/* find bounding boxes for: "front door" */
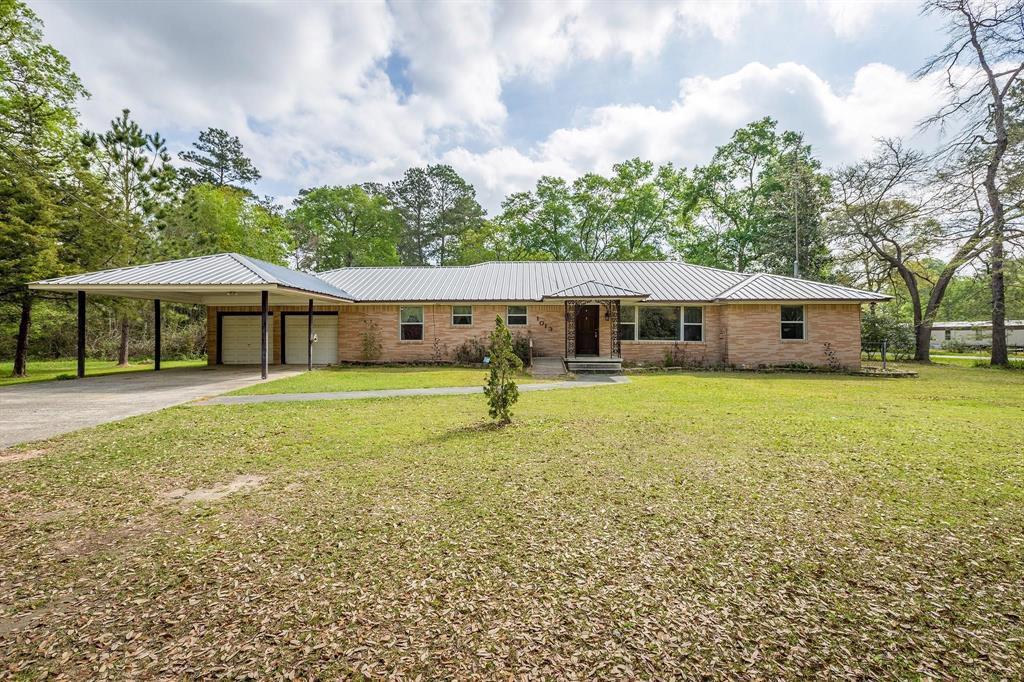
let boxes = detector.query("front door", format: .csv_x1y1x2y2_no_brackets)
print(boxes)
575,305,599,355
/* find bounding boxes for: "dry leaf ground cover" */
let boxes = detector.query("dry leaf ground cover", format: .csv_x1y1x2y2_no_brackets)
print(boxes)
1,365,1023,678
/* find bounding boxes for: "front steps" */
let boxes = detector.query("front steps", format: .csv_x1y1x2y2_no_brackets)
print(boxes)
564,357,623,375
530,356,567,378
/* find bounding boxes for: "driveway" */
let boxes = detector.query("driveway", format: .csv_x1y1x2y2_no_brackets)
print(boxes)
0,366,302,449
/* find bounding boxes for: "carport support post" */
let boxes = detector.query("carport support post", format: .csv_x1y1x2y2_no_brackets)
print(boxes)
307,298,313,371
260,290,269,380
77,290,86,378
153,299,161,371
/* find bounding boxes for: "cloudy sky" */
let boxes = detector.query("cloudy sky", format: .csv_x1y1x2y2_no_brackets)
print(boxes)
35,0,950,212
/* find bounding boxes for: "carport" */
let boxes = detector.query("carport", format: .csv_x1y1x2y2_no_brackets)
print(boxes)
29,253,353,379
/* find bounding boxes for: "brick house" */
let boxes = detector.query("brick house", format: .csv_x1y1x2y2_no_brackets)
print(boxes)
31,253,888,377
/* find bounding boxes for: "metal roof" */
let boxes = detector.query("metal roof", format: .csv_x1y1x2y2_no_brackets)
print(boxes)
32,254,888,304
931,320,1024,329
319,261,887,303
32,253,354,301
544,280,649,300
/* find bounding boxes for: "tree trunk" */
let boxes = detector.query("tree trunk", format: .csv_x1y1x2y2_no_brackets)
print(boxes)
990,236,1008,365
914,322,933,363
12,293,32,377
117,317,130,366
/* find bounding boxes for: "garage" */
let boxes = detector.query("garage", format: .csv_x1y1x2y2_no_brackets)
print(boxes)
282,313,338,365
219,314,274,365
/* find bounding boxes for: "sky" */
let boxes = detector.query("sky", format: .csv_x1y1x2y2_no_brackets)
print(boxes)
34,0,952,213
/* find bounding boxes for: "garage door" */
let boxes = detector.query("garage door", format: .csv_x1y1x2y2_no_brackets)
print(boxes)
220,315,273,364
283,314,338,365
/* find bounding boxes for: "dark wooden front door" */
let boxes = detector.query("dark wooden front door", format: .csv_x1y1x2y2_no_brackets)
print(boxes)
575,305,599,355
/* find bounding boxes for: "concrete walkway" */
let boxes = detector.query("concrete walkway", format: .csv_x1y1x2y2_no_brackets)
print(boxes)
200,375,630,405
0,366,302,449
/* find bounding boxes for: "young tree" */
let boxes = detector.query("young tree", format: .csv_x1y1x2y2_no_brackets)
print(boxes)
830,140,993,361
177,127,260,190
0,0,86,376
288,184,400,270
81,108,176,365
919,0,1024,365
483,315,523,425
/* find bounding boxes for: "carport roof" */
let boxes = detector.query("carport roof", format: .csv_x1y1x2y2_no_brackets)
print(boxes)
29,253,354,303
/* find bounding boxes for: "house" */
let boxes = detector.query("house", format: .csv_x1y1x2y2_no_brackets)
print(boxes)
30,253,889,376
929,320,1024,349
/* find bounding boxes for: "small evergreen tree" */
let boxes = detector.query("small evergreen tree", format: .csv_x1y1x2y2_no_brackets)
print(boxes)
484,315,523,425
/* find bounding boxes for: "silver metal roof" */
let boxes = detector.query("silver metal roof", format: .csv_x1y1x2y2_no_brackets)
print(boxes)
545,280,649,299
319,261,887,303
32,254,888,304
931,320,1024,329
32,253,354,301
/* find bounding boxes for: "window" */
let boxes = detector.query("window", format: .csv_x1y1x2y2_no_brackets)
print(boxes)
781,305,805,340
619,305,636,341
639,306,681,341
452,305,473,326
944,330,952,341
682,307,703,342
507,305,527,326
400,306,424,341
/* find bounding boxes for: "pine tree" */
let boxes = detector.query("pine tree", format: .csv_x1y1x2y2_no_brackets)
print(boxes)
178,127,260,190
483,315,523,425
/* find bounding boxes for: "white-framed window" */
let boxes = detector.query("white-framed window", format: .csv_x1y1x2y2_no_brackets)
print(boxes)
682,306,703,342
780,305,805,340
638,306,681,341
506,305,527,326
452,305,473,326
400,306,424,341
944,330,952,341
619,305,636,340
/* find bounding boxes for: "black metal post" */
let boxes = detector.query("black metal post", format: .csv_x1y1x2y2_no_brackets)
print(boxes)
77,290,86,378
307,298,314,371
154,299,161,371
261,290,269,380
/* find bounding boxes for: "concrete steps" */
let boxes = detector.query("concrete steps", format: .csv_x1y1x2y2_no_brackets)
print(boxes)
564,358,623,375
530,356,567,378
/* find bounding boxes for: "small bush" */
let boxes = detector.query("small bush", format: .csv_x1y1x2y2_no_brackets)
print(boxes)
454,331,531,366
941,338,971,353
861,307,914,360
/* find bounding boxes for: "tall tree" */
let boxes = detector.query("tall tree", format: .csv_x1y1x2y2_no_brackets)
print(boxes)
81,108,176,365
177,127,260,190
386,164,485,265
680,118,832,277
0,0,86,376
920,0,1024,365
830,140,994,361
606,158,694,260
288,184,400,270
161,184,292,264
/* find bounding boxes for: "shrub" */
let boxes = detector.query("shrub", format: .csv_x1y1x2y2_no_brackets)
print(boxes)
941,338,970,353
360,320,382,362
861,307,914,360
453,335,489,364
484,316,523,425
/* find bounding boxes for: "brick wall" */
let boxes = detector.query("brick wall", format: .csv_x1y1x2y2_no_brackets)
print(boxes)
721,303,861,369
207,301,862,369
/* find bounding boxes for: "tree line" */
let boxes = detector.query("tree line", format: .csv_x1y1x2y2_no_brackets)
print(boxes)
1,0,1022,374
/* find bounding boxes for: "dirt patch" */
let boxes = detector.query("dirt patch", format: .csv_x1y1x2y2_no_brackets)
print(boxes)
0,596,72,637
0,448,47,464
161,474,266,504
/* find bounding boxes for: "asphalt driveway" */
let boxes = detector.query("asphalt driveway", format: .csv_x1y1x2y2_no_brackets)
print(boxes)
0,366,302,449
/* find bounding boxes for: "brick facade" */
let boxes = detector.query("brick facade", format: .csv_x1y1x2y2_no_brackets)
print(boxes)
207,301,862,369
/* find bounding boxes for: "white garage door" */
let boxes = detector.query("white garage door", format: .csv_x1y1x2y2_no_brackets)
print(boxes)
220,315,273,364
284,314,338,365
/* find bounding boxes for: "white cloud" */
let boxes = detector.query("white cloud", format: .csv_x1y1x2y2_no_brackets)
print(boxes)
805,0,902,40
446,62,946,210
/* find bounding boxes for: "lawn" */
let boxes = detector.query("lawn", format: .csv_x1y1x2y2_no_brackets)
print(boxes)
229,364,548,395
0,358,206,387
2,365,1023,678
930,356,1024,368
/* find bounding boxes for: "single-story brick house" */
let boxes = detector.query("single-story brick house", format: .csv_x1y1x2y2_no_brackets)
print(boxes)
30,252,888,377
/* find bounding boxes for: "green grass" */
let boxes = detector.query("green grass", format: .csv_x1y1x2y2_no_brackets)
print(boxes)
0,358,207,387
2,365,1023,677
930,356,1024,368
229,364,548,395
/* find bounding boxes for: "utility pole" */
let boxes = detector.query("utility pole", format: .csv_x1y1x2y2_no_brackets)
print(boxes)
791,143,800,278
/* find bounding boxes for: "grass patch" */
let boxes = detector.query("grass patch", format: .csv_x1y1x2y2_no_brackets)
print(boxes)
930,356,1024,369
0,358,206,387
229,364,548,395
1,365,1022,677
